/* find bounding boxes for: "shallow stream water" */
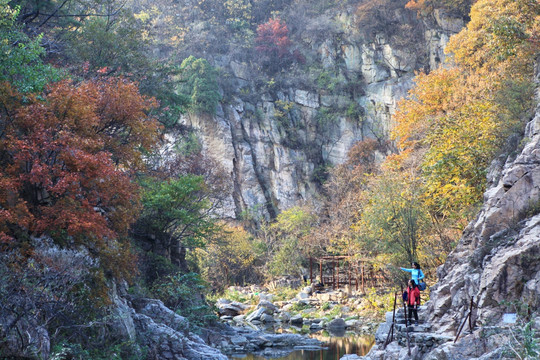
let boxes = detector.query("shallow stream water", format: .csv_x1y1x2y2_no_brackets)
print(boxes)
230,332,375,360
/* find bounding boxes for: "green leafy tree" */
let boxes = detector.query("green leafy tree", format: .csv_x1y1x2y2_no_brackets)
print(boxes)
356,170,430,265
178,56,221,115
66,12,148,73
136,175,220,271
261,206,316,278
0,0,61,93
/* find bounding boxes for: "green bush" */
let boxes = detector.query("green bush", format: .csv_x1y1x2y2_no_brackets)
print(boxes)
316,71,340,92
290,301,311,313
271,286,299,302
0,1,62,93
316,107,339,128
178,56,221,115
151,272,217,327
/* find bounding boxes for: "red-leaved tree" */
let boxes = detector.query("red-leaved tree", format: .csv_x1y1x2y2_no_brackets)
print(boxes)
0,78,160,279
255,18,294,71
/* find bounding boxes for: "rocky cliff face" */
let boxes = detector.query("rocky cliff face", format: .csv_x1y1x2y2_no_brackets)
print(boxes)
182,5,465,220
426,64,540,336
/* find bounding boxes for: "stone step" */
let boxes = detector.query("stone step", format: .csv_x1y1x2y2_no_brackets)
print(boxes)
397,331,454,346
395,323,431,333
395,305,428,314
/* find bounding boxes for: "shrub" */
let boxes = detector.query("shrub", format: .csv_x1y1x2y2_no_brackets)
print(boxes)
178,56,221,115
151,272,217,327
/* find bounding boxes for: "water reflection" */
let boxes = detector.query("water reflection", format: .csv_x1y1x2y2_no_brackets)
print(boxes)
230,332,374,360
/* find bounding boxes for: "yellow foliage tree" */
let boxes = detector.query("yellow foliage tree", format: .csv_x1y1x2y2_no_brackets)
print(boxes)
392,0,539,223
197,224,262,290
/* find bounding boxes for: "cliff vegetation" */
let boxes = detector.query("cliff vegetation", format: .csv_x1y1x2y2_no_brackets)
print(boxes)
0,0,539,358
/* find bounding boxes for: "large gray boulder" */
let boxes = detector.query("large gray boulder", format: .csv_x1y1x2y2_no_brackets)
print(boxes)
132,299,227,360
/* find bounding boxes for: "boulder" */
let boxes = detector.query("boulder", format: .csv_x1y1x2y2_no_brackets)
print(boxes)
131,299,228,360
246,307,267,323
290,315,304,325
260,313,276,323
327,318,346,330
258,300,278,314
217,301,250,316
278,311,291,322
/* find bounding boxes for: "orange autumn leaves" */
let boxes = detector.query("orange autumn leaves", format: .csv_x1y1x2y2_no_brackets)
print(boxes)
0,77,160,278
391,0,539,221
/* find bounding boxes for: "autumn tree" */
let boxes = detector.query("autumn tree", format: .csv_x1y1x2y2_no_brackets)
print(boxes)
0,77,159,279
197,224,263,290
392,0,538,226
405,0,473,17
312,139,384,259
354,168,430,266
256,206,316,279
255,18,294,72
224,0,253,30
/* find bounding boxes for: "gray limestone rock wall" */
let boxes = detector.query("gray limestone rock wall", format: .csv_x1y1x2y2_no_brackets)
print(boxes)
182,6,464,220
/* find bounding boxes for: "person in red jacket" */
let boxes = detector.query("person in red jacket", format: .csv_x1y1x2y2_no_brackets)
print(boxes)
406,279,421,325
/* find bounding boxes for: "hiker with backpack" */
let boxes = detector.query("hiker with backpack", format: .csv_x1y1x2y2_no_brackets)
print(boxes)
405,279,421,325
400,262,426,290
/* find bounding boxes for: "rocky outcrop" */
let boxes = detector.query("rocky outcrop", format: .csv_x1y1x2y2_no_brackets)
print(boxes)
108,297,227,360
182,4,465,220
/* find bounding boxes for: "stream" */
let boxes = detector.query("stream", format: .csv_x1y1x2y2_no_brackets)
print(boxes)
230,332,375,360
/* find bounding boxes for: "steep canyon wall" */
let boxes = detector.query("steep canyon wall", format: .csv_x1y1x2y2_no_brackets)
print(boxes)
180,4,465,220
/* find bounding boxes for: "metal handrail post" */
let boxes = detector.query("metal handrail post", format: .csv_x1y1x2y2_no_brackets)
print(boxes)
384,290,398,348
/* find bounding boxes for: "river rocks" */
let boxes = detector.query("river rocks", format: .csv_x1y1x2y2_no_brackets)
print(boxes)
327,318,347,329
230,335,248,346
290,314,304,325
220,328,324,357
278,311,291,322
246,308,268,323
216,300,250,317
258,300,278,313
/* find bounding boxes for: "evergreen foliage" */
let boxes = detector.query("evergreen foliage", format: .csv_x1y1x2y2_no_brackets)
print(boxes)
178,56,221,115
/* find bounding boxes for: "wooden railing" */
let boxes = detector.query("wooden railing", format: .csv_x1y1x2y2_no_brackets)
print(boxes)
454,297,476,343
